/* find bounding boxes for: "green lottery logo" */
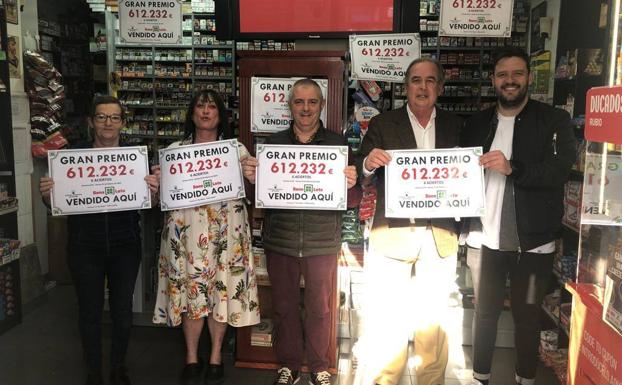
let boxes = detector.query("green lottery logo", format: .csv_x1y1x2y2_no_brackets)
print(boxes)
304,184,313,193
203,180,213,188
105,187,115,195
437,190,446,199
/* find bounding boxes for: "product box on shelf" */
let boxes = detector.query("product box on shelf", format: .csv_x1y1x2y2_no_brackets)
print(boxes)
250,318,273,347
562,181,583,231
0,239,20,266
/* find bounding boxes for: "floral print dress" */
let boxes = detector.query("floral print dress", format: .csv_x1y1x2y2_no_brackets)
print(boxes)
153,140,260,327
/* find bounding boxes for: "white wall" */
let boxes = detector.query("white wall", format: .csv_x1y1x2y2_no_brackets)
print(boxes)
529,0,561,104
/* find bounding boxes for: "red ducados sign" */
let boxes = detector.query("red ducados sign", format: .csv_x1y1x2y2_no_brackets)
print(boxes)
585,86,622,144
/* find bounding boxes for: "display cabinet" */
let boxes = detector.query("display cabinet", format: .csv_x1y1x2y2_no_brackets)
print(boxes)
111,11,235,162
234,50,347,372
564,4,622,381
0,7,22,335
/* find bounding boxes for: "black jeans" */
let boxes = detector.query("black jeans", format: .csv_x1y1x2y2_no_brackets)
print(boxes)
467,246,554,381
68,242,141,374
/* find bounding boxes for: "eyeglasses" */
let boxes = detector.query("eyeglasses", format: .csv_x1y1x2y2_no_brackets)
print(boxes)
93,114,123,123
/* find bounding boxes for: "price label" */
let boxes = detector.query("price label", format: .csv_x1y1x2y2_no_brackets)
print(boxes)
159,139,245,211
385,147,485,218
349,33,421,83
48,146,151,216
399,166,470,181
126,8,172,18
439,0,513,37
250,77,328,133
451,0,502,9
255,144,348,210
119,0,182,44
360,47,410,58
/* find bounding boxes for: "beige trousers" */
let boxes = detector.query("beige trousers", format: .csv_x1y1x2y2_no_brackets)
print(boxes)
358,227,457,385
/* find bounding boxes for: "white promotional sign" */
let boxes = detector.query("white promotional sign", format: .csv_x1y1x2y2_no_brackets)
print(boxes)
349,33,420,83
48,147,151,216
255,144,348,210
250,77,328,133
385,147,485,218
159,139,245,211
581,154,622,226
119,0,182,44
439,0,514,37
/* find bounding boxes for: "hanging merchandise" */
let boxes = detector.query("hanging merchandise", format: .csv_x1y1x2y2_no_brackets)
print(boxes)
359,184,377,222
23,50,68,158
354,105,380,138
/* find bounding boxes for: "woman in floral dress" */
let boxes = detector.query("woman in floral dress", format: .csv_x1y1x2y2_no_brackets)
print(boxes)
153,89,259,385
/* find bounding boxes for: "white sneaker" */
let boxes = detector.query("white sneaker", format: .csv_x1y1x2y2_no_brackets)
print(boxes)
310,371,332,385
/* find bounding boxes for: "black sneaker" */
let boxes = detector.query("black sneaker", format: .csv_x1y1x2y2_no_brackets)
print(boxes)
181,360,204,385
85,372,103,385
310,371,332,385
273,367,300,385
110,365,131,385
204,363,224,384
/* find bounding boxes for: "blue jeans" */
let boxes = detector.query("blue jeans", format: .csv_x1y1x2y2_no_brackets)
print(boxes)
467,246,554,382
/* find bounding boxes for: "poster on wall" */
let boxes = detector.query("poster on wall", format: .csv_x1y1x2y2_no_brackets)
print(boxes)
4,0,18,24
8,35,20,79
585,86,622,144
250,77,328,133
118,0,182,44
349,33,421,83
439,0,515,37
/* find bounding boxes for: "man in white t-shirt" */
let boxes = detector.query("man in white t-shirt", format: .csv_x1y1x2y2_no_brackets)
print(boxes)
462,47,576,385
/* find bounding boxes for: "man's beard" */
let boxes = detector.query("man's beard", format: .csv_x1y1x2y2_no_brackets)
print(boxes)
497,84,529,108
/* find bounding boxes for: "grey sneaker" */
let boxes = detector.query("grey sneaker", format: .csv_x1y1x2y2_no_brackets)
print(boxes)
273,367,300,385
310,371,332,385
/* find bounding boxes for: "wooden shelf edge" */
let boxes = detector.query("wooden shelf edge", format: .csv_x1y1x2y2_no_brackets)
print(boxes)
0,206,18,216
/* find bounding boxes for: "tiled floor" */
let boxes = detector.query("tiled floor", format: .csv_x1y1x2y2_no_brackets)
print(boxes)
0,286,559,385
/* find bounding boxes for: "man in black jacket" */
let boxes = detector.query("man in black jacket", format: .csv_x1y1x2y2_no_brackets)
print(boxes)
242,79,358,385
462,47,576,385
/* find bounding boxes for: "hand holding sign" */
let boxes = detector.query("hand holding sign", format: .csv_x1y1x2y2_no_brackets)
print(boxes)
345,165,357,189
479,150,511,176
364,148,392,172
241,156,258,184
